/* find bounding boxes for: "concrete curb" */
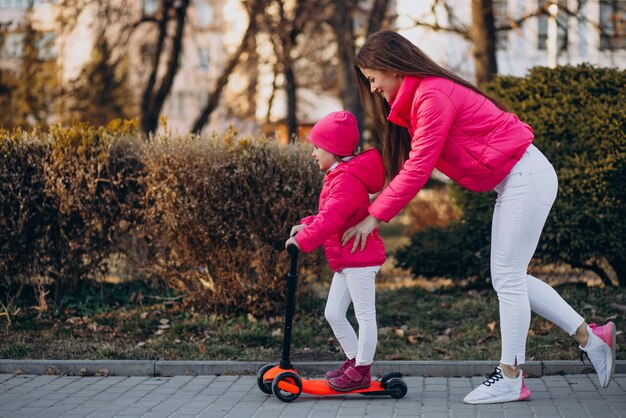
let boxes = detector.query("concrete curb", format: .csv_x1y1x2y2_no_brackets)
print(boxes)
1,359,624,377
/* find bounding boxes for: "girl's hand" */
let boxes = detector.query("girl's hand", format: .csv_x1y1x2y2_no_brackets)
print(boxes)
285,236,301,249
341,215,380,253
290,224,306,237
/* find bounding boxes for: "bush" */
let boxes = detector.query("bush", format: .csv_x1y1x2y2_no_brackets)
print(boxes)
140,129,324,316
42,122,146,296
0,129,50,287
0,121,145,303
395,64,626,286
0,123,325,317
402,183,461,235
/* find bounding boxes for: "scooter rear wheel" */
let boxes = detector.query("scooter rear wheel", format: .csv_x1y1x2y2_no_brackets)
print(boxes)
271,371,302,402
386,377,408,399
256,364,275,394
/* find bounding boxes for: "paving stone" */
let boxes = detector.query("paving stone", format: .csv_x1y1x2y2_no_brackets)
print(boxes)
0,372,623,417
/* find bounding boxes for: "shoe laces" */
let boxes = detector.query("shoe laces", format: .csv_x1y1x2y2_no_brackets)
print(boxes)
482,368,504,387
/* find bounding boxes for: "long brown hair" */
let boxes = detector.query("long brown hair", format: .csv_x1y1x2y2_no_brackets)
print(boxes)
354,30,510,178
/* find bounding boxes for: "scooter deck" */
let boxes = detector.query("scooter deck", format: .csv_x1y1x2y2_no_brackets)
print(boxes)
264,367,389,396
297,379,386,396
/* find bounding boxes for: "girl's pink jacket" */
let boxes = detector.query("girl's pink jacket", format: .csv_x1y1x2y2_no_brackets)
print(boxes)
369,76,534,223
295,149,387,272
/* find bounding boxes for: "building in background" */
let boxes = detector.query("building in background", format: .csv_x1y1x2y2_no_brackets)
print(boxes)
396,0,625,81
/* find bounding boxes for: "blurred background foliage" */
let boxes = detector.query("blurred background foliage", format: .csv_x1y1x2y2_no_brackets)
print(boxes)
395,65,626,288
0,64,624,324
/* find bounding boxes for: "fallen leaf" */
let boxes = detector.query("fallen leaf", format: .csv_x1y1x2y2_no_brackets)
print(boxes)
487,321,497,333
79,368,93,376
46,365,60,375
96,368,110,377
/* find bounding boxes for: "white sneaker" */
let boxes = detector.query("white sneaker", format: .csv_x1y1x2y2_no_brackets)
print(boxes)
463,367,531,404
580,322,616,388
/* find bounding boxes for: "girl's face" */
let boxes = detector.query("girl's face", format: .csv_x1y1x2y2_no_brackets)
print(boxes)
359,67,404,103
312,145,336,171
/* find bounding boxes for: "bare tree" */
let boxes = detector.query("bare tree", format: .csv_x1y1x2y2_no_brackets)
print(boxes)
191,0,268,134
260,0,317,142
330,0,392,147
138,0,191,134
470,0,497,84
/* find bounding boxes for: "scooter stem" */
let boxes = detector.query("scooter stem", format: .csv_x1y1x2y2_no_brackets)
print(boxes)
280,244,299,369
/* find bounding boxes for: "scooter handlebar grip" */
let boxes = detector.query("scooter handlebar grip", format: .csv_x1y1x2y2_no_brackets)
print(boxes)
287,243,299,256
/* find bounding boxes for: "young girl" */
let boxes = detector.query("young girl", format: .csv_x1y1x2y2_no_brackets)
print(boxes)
342,30,616,404
285,110,386,392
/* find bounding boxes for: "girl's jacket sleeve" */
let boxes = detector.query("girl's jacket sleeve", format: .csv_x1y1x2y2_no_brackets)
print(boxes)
295,174,364,253
369,89,456,223
299,215,315,225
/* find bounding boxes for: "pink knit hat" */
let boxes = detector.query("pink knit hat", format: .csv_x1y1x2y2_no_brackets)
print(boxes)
309,111,359,156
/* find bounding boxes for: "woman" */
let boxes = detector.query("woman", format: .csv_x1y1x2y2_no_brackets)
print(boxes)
343,29,616,404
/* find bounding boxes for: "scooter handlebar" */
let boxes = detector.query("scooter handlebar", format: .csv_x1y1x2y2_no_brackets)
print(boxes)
287,243,299,256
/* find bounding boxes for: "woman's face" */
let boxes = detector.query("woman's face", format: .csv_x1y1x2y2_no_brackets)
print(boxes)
312,145,336,171
359,67,404,103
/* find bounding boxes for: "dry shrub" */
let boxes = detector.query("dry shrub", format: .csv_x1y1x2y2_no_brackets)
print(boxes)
403,185,461,235
141,129,323,317
40,122,145,297
0,129,50,287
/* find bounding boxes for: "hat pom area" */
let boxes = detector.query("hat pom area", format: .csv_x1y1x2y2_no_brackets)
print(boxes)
309,111,359,156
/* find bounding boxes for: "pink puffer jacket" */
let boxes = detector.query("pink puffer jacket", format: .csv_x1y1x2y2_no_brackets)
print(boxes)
369,76,534,223
295,149,386,272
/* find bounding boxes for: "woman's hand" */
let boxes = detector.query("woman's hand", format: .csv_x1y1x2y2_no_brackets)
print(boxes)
285,236,301,250
290,224,306,237
341,215,380,253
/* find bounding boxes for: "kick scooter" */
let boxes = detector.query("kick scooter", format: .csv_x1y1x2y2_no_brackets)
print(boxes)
256,244,408,402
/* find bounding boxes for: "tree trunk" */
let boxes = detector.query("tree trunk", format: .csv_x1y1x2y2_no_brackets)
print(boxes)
332,0,390,150
470,0,498,86
191,1,264,134
284,62,298,142
367,0,391,35
332,1,365,148
141,0,190,134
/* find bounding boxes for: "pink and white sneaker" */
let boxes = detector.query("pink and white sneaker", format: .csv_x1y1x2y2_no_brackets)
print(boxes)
580,322,616,388
463,367,531,404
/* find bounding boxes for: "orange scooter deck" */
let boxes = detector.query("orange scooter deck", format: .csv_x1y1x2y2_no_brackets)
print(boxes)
264,366,387,396
282,378,385,396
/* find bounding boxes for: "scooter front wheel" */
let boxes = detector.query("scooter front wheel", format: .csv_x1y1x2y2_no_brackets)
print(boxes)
256,364,275,394
271,371,302,402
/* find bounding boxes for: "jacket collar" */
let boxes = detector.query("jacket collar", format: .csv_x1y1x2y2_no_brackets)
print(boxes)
387,76,422,128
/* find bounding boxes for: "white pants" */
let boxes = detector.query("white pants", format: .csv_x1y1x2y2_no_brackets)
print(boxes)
325,266,380,366
491,144,584,366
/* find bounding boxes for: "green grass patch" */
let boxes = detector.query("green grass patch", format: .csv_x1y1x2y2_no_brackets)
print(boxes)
1,280,624,363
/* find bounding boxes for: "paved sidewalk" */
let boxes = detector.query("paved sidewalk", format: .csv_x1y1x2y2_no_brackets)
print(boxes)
1,372,624,417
